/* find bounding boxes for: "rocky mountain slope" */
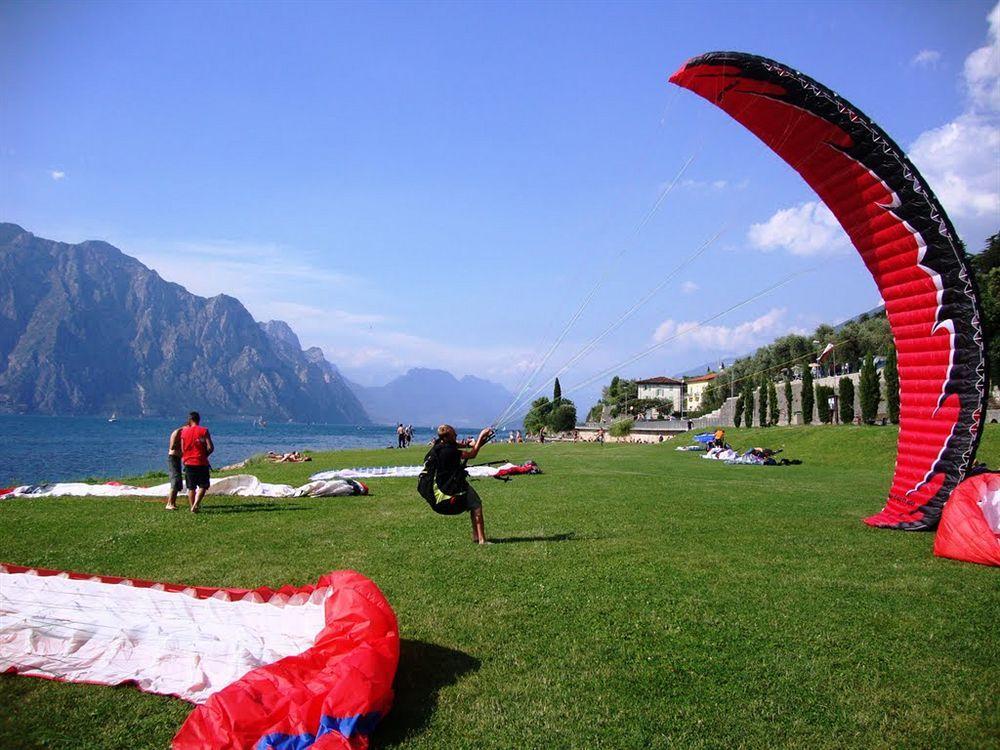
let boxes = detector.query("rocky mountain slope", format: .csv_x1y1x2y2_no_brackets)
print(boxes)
0,224,368,423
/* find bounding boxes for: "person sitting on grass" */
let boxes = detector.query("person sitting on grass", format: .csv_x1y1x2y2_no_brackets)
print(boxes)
418,424,495,544
180,411,214,513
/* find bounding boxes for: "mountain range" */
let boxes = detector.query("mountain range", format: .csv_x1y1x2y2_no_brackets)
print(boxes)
0,224,515,425
349,368,516,428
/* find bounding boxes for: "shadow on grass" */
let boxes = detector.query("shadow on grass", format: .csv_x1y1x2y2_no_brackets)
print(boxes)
373,640,480,748
200,503,308,514
490,532,578,544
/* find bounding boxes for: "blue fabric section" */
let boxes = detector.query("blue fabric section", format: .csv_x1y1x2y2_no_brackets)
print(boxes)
255,712,382,750
694,433,715,444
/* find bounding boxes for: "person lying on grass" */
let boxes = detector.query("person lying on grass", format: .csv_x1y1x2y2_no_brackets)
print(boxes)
418,424,495,544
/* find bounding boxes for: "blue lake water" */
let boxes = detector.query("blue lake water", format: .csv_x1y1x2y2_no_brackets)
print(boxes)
0,416,447,486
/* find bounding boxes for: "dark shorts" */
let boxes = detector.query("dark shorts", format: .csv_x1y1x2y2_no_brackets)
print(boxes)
168,455,183,492
184,464,211,490
431,485,482,515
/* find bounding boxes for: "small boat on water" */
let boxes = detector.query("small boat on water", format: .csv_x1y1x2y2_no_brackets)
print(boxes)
108,412,118,423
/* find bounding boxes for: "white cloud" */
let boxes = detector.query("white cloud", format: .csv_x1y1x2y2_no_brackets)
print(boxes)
652,307,787,351
910,114,1000,218
747,201,851,256
911,49,942,68
130,238,358,302
908,2,1000,236
50,170,65,181
681,280,699,294
678,178,749,193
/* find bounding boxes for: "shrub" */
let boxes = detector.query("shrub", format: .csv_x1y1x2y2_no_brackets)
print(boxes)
838,377,855,423
610,417,634,437
816,385,835,424
884,346,900,424
859,353,881,424
784,376,793,425
801,367,814,424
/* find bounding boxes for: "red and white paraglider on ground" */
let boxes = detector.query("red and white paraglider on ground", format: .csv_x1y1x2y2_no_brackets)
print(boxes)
0,564,399,748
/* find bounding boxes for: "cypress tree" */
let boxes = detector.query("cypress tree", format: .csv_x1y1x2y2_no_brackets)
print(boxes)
801,367,814,424
838,377,855,423
553,377,562,406
859,353,881,424
783,375,793,425
743,385,754,428
884,346,900,424
816,385,834,423
758,379,768,427
733,394,743,428
768,379,780,426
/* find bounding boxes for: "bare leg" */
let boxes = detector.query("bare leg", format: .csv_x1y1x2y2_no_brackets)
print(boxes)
165,489,177,510
470,507,487,544
191,486,208,513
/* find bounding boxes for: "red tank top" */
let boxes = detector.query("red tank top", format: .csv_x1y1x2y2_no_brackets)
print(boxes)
181,425,210,466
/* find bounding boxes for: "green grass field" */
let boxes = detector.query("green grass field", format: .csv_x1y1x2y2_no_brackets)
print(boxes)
2,426,998,749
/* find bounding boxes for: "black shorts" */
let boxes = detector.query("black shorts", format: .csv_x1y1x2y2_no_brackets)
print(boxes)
430,485,482,515
167,456,183,492
184,464,211,489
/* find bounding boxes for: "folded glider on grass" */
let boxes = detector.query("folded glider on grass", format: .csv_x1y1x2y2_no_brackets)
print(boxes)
0,565,399,748
670,52,987,531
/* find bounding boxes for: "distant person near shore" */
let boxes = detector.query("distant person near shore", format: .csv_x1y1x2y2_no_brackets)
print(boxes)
180,411,213,513
418,425,495,544
397,423,405,448
405,424,413,447
164,424,184,511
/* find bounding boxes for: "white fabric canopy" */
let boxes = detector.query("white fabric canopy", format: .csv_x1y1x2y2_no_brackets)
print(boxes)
2,474,363,500
0,566,328,704
310,464,511,481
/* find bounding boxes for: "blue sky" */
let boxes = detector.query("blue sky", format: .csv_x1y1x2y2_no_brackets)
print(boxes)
3,0,998,412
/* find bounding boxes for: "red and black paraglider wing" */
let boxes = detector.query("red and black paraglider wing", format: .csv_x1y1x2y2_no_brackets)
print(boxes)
670,52,986,530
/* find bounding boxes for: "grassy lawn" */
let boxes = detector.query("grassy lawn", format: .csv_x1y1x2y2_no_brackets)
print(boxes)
2,425,998,749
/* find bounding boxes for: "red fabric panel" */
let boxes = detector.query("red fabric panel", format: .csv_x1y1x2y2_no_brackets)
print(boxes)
933,473,1000,566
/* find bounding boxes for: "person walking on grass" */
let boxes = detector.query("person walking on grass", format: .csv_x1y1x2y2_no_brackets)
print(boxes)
418,424,495,544
180,411,214,513
164,423,185,510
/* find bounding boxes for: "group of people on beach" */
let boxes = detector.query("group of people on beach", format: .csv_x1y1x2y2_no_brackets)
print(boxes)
396,423,414,448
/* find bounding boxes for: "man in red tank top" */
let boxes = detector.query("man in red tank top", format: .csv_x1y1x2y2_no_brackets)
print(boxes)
180,411,214,513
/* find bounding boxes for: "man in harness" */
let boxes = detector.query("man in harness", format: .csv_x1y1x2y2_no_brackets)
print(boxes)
419,424,494,544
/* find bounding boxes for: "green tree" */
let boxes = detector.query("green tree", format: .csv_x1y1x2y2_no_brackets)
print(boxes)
816,385,834,424
733,394,743,428
768,379,779,426
838,377,855,423
801,367,814,424
970,233,1000,387
884,345,900,424
586,403,603,423
610,417,634,437
524,396,553,434
743,386,754,428
548,402,577,431
783,375,793,425
859,353,881,424
757,380,768,427
553,378,562,406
